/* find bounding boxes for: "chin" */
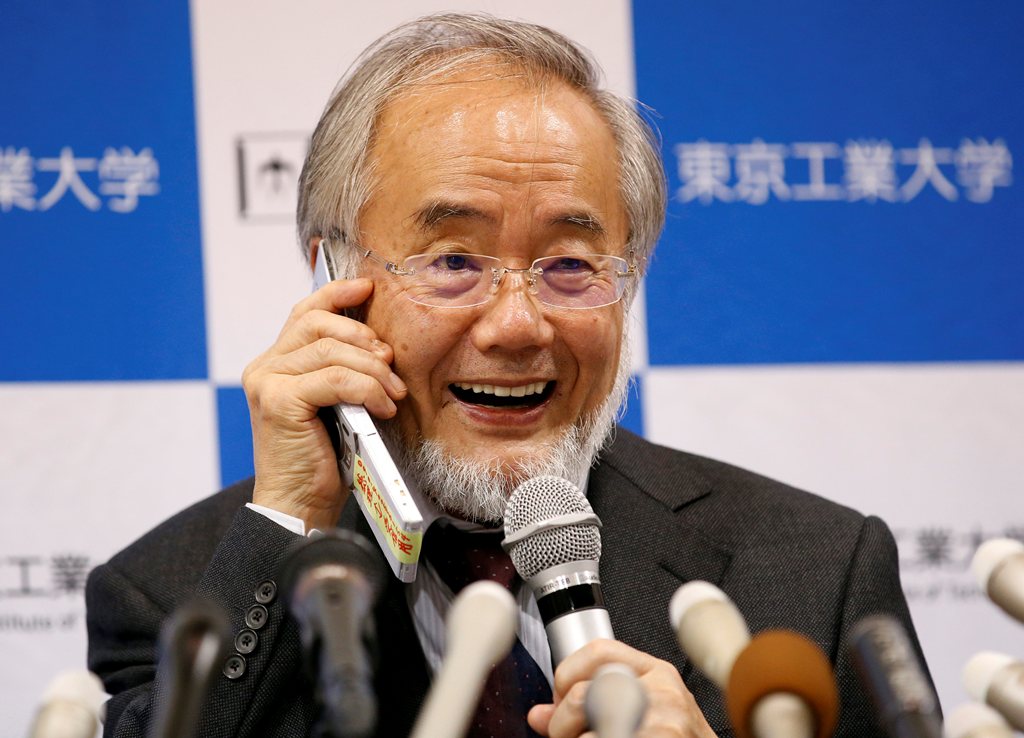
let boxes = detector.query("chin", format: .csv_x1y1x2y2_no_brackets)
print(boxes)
379,420,597,523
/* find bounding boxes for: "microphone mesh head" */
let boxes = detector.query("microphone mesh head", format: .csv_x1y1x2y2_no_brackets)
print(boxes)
503,476,601,580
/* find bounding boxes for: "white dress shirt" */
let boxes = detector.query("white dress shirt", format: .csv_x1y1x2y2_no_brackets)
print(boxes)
245,495,562,689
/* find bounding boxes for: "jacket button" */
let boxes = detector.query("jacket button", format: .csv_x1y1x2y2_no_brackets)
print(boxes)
245,604,269,630
223,654,247,680
255,580,277,604
234,629,258,655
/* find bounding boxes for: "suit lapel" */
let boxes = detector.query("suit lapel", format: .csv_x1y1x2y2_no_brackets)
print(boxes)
588,428,736,734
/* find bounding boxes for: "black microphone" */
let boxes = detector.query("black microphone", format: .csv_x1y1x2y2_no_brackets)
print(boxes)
502,475,613,665
847,614,942,738
149,599,232,738
279,530,385,738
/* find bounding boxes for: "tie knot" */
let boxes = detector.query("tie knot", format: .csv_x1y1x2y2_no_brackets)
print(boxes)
424,522,518,593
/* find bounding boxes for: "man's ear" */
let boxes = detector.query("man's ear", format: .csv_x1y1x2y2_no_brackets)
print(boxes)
308,238,322,273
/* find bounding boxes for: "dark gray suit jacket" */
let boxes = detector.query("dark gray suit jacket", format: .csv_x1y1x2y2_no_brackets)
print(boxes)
87,428,928,736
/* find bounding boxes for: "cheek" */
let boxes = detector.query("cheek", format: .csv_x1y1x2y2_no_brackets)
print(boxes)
569,313,623,392
384,307,466,392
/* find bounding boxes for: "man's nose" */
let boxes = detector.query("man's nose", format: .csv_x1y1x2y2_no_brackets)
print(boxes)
469,271,555,352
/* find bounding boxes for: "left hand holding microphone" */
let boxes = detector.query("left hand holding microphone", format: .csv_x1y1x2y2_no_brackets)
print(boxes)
527,639,716,738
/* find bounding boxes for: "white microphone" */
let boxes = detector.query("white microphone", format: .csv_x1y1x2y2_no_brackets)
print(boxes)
963,652,1024,731
502,476,613,665
669,582,838,738
944,703,1014,738
669,581,751,688
585,663,648,738
971,538,1024,625
410,580,517,738
27,670,106,738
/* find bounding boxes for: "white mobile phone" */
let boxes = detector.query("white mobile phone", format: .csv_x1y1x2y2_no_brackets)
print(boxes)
313,242,425,582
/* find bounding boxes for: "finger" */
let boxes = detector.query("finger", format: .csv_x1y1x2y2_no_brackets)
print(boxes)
273,306,390,359
553,640,658,699
277,277,377,341
286,277,374,327
259,365,398,419
259,338,407,400
527,703,555,735
544,680,590,738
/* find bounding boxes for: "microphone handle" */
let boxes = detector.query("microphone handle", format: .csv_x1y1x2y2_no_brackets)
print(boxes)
545,608,614,665
532,566,614,665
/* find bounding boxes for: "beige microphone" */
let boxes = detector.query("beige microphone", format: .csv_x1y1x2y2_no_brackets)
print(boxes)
963,652,1024,731
585,663,648,738
27,670,106,738
410,580,518,738
944,703,1014,738
669,582,839,738
669,580,751,688
972,538,1024,625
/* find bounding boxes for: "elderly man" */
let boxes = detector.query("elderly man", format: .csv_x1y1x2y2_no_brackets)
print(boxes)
87,13,929,738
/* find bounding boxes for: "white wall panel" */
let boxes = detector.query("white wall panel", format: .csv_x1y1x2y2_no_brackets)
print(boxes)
644,363,1024,708
0,381,218,734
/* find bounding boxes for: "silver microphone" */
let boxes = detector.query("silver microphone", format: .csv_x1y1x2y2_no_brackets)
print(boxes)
502,475,613,665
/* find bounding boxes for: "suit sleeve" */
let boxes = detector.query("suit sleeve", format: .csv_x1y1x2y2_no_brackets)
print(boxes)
86,506,311,737
830,514,937,738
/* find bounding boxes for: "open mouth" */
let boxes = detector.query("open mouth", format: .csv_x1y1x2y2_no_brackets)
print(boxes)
449,381,555,409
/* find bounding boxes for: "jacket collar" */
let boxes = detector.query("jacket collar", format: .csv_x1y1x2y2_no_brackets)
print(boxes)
589,427,735,732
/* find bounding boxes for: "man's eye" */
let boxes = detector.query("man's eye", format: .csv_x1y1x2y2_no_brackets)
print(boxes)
547,257,596,272
442,254,470,270
421,253,484,273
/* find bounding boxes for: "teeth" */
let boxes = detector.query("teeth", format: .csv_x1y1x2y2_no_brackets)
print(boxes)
454,381,549,397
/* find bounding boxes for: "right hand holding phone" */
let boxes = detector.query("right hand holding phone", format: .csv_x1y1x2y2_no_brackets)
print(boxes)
242,277,408,532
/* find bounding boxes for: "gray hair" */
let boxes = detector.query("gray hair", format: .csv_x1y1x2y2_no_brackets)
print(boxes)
296,12,666,299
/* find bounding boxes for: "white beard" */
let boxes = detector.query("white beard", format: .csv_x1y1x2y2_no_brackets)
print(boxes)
379,339,633,524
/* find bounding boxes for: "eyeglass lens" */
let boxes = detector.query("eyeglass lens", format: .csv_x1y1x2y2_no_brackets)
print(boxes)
400,253,627,308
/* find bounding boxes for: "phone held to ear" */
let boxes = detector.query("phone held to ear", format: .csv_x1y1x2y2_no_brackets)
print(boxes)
313,243,426,582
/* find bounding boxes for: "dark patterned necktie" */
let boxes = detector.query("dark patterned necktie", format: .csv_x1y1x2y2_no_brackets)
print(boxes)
423,522,553,738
